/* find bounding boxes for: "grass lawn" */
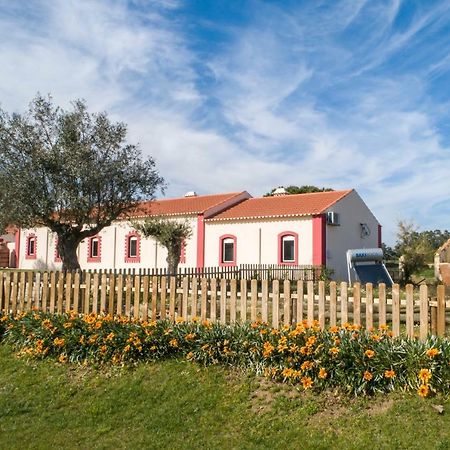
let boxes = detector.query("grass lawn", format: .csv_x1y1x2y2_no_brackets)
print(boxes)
0,345,450,450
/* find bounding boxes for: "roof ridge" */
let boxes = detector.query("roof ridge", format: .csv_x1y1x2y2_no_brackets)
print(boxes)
152,191,241,203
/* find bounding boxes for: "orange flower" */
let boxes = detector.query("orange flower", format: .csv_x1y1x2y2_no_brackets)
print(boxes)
419,368,432,383
263,342,275,358
53,337,65,347
329,326,339,333
307,336,317,346
417,384,429,398
318,368,328,379
371,334,381,342
301,376,314,389
185,333,196,341
169,339,179,348
329,347,340,355
106,332,115,341
63,322,73,329
426,348,439,358
364,349,375,358
58,354,67,364
301,360,313,371
363,371,373,381
384,370,396,379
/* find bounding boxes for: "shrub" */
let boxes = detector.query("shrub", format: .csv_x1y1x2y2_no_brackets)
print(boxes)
1,311,449,397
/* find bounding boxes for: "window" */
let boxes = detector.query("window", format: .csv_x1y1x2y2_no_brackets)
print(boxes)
128,237,137,257
124,232,141,263
25,234,37,260
87,235,102,262
278,232,298,265
219,235,236,266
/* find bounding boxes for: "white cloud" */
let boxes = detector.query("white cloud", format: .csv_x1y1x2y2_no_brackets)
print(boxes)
1,0,450,246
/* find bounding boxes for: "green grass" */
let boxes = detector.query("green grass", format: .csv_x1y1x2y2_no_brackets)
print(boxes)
1,345,450,450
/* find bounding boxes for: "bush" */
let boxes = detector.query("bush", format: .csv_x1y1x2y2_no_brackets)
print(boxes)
1,311,449,398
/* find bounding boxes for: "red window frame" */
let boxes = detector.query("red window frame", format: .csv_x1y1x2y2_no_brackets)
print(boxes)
25,233,37,260
219,234,237,267
124,232,141,263
278,232,298,265
87,235,102,263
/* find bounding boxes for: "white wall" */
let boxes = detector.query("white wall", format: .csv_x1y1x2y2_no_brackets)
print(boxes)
325,190,380,281
204,217,313,266
18,216,199,271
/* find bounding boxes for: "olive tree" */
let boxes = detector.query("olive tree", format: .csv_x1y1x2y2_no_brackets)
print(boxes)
0,95,164,270
133,217,192,274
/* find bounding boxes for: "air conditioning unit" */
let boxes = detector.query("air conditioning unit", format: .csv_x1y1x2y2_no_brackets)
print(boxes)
326,211,340,226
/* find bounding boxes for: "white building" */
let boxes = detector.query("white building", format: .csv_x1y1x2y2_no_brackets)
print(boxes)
12,189,381,281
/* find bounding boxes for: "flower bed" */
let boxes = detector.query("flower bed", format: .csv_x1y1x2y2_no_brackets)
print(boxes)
1,311,449,397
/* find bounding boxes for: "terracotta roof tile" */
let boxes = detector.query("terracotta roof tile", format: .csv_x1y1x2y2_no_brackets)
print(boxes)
207,190,353,221
131,192,246,217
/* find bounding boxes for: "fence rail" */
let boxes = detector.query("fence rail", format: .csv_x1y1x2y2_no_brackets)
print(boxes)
0,270,449,340
80,264,322,281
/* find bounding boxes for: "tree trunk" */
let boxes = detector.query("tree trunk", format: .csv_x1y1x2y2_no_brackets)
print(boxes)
58,235,82,271
167,245,181,276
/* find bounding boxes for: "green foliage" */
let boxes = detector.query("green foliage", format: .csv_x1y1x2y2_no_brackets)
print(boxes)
395,221,434,284
264,185,334,196
0,94,164,269
133,217,192,273
2,311,450,398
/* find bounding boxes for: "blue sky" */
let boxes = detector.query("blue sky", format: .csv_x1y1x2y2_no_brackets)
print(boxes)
1,0,450,244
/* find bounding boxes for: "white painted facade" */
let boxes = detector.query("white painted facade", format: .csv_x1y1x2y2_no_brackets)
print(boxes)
204,217,313,267
324,190,380,280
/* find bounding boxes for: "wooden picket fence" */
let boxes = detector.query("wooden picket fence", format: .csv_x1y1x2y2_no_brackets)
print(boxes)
0,270,449,340
84,264,322,281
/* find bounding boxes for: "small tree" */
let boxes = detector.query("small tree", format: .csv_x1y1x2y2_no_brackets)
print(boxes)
0,95,164,270
134,218,192,274
264,185,333,196
395,221,432,284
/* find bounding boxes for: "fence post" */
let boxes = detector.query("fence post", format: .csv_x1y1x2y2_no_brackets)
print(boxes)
329,281,337,327
392,284,400,337
240,279,247,323
272,279,279,329
419,284,428,341
133,274,141,319
296,280,303,324
42,272,49,313
437,285,446,337
261,279,269,323
378,283,386,328
251,279,258,322
307,281,314,325
210,278,217,322
318,281,325,329
73,272,80,313
366,283,373,330
220,278,227,324
405,284,414,338
340,282,348,325
116,274,123,316
284,280,291,326
353,283,361,327
201,278,208,321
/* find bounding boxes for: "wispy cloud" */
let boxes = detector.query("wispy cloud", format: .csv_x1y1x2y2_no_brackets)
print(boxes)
1,0,450,243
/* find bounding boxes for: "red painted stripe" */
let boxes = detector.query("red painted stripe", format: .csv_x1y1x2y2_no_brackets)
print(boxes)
14,229,20,268
312,215,326,266
196,215,205,268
